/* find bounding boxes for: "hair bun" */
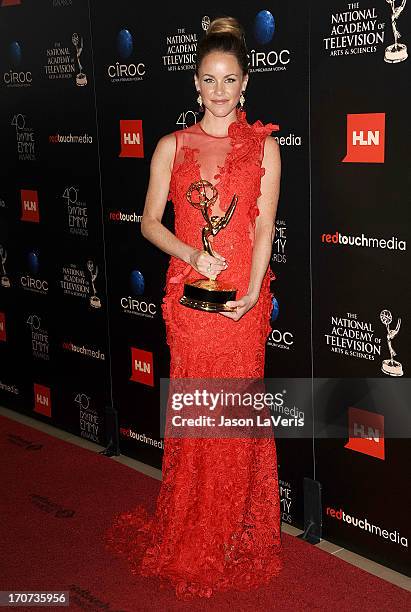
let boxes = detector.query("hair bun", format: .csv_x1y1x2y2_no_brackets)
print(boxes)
196,15,249,75
206,16,244,41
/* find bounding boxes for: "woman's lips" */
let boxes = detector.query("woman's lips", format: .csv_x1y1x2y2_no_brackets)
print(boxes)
212,100,229,104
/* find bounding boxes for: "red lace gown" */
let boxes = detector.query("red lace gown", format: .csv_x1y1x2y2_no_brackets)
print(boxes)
104,110,284,600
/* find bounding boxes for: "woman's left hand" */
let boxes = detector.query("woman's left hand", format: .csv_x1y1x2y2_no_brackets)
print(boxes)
219,293,258,321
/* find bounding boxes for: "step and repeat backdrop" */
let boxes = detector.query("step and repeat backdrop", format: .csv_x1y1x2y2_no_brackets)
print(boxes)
310,0,410,575
0,0,409,576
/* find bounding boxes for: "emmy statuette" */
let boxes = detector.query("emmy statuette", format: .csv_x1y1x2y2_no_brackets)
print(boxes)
87,260,101,309
180,180,238,312
384,0,408,63
72,33,88,86
380,309,403,376
0,246,10,288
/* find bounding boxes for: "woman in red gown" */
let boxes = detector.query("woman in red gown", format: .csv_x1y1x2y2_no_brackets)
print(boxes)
104,16,283,600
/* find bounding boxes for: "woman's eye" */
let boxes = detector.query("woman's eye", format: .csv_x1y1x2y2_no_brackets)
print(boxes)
202,77,236,84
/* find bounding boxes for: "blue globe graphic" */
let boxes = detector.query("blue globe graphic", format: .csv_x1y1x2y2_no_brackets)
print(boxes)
130,269,144,295
117,29,133,59
28,251,39,274
9,41,22,66
254,10,275,45
271,296,279,322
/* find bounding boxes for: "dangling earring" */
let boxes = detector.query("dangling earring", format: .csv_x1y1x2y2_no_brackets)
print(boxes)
197,92,204,112
239,91,246,110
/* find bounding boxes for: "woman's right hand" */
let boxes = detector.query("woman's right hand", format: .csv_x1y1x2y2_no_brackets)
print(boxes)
189,248,228,280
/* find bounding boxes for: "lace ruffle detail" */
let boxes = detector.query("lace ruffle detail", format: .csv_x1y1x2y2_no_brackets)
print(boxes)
214,109,279,216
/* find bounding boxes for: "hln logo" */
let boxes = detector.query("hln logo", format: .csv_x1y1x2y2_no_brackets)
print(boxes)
135,360,150,373
351,130,380,146
345,406,385,460
23,200,37,210
123,132,140,145
33,383,51,417
353,422,381,441
342,113,385,163
130,347,154,386
36,393,48,406
119,120,144,158
21,189,39,222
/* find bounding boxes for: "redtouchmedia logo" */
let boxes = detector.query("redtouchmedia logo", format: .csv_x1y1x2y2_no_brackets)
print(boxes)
109,210,142,223
119,119,144,158
130,347,154,386
344,406,385,460
342,113,385,163
326,506,408,547
320,230,406,251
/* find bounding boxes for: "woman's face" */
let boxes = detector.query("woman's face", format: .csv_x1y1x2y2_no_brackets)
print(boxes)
194,51,248,117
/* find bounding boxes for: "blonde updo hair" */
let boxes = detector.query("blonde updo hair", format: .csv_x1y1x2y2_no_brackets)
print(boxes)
196,16,249,75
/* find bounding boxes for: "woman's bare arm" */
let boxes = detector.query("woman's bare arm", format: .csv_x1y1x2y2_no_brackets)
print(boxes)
141,134,194,263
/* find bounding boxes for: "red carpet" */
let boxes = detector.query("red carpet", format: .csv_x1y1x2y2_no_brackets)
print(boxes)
1,413,410,611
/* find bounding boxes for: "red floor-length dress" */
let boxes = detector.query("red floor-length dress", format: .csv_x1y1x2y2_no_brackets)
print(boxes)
104,110,283,600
